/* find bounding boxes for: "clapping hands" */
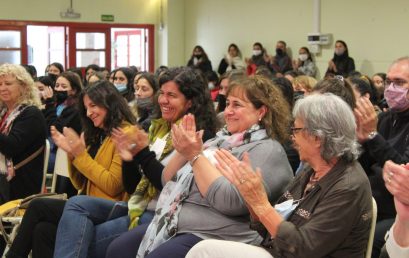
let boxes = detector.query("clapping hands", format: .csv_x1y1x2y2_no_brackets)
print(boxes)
50,126,86,158
112,126,148,161
171,114,203,161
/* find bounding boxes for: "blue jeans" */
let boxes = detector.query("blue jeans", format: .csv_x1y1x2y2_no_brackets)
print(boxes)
53,196,130,258
106,223,203,258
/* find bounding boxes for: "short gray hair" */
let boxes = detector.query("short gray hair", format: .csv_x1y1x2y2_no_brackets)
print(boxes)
293,93,360,163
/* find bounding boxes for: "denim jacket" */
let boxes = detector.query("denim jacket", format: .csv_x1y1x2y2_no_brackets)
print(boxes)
251,159,373,258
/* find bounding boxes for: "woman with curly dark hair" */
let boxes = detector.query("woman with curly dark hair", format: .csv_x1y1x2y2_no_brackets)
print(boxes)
50,67,219,258
5,80,136,258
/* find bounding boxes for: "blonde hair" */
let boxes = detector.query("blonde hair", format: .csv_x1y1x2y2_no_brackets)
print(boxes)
0,64,41,108
293,75,317,93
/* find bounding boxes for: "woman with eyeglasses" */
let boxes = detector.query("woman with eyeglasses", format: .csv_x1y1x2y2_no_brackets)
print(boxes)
187,93,373,258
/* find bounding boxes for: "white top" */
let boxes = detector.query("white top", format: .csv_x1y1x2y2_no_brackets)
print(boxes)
386,223,409,258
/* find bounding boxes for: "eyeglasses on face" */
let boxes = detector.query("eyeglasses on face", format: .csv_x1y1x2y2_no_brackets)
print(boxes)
290,127,305,135
385,78,408,87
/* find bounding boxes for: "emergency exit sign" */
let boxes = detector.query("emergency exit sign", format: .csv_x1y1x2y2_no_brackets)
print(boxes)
101,15,114,22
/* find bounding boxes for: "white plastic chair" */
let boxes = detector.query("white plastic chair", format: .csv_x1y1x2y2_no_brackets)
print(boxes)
41,139,50,193
50,148,70,193
365,197,378,258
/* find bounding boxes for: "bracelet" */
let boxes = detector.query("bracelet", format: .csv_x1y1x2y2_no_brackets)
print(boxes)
189,153,203,167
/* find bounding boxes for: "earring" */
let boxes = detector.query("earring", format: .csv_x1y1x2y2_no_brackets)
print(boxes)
258,117,262,122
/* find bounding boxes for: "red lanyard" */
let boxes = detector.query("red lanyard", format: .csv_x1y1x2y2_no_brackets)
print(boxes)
0,111,10,133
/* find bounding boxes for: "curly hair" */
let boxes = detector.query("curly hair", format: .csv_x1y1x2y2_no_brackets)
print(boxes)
0,63,41,108
78,80,136,146
227,75,291,144
158,67,219,134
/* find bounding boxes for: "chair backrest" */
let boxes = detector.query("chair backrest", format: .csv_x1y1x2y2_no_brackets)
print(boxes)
365,197,377,258
40,139,50,193
50,148,70,193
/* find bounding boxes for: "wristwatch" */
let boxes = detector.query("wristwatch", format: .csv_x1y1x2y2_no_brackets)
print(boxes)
367,131,378,140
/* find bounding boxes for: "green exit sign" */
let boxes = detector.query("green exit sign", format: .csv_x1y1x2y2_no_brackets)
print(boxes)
101,15,114,22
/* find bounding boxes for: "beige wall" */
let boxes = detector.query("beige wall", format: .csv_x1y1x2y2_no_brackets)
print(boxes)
183,0,409,78
1,0,408,77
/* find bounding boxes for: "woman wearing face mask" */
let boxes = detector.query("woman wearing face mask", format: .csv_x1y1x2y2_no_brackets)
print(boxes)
292,47,316,77
113,67,136,102
245,42,267,75
132,72,159,132
5,81,135,258
42,71,83,197
187,45,213,75
326,40,355,77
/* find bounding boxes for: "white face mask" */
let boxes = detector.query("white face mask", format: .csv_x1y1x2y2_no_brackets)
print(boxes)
299,54,308,61
208,82,215,90
253,50,262,56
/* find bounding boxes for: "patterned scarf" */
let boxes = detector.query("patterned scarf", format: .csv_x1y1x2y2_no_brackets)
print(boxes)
0,104,28,180
127,118,177,229
136,124,268,258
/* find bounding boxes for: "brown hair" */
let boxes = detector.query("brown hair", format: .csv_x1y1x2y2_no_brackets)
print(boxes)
227,75,291,144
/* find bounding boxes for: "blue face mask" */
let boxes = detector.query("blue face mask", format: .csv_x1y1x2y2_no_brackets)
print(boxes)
274,199,300,220
114,83,128,94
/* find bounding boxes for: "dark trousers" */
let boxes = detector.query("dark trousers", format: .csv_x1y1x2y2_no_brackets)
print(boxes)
106,223,203,258
5,198,66,258
372,218,395,258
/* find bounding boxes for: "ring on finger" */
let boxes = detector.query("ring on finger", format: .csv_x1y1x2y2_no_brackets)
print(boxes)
129,143,137,150
239,178,246,184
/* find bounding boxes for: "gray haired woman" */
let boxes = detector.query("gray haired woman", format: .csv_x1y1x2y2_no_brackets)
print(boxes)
187,93,373,258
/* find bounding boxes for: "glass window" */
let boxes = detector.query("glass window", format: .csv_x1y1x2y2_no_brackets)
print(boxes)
76,33,105,49
0,31,21,48
76,51,105,67
0,51,21,64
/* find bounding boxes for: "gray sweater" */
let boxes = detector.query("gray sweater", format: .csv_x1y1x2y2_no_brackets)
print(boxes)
177,138,293,244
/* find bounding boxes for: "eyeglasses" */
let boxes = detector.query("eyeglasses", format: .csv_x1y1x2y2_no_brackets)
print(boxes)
385,78,408,87
290,127,305,135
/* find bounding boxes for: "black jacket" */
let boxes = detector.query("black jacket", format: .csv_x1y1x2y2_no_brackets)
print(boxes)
0,106,47,201
359,109,409,220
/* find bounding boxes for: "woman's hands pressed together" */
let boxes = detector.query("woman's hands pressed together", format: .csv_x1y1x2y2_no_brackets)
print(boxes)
112,126,148,161
51,126,86,158
171,114,203,161
215,150,270,216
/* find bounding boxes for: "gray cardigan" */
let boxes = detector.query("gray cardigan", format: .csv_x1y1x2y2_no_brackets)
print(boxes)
177,138,293,244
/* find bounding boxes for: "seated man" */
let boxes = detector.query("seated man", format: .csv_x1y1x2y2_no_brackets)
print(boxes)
354,56,409,258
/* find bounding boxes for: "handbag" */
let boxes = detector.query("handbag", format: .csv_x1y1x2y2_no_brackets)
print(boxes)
0,192,67,245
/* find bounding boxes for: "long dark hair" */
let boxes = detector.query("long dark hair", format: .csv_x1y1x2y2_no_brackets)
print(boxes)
114,67,136,102
191,45,210,62
158,67,218,134
78,80,136,146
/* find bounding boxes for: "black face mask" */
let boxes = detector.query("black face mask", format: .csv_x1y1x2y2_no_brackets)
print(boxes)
47,73,58,85
55,91,68,104
194,54,202,59
276,48,284,56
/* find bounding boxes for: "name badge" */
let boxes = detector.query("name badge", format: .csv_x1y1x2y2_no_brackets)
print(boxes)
150,133,168,159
